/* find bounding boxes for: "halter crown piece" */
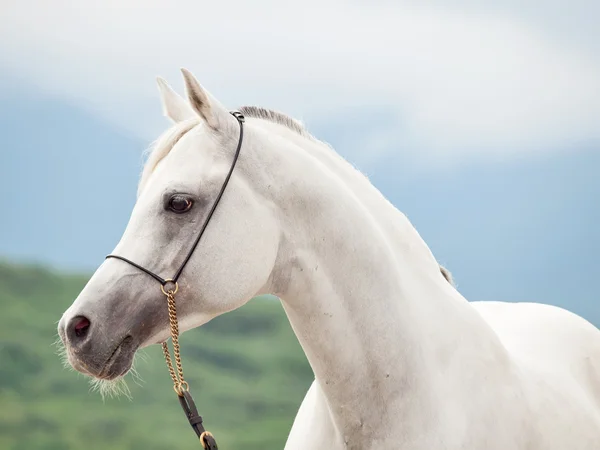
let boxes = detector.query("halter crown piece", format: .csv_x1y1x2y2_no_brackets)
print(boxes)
105,111,246,449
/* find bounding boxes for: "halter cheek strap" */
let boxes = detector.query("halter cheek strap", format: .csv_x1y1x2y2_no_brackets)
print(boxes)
106,110,245,286
104,111,245,449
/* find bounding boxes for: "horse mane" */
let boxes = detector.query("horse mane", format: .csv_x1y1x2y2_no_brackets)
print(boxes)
240,106,457,287
239,106,456,287
238,106,314,140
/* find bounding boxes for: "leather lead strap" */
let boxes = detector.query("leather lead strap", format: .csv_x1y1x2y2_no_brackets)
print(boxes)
179,391,218,450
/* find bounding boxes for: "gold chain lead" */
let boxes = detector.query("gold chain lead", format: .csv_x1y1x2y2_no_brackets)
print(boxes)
160,280,215,449
160,281,189,396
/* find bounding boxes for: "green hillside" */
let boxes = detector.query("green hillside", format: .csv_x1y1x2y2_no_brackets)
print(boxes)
0,261,313,450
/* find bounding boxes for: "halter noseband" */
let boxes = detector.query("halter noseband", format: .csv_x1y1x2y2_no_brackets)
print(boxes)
104,110,246,450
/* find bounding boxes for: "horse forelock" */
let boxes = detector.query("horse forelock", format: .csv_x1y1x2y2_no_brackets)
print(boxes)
137,118,201,197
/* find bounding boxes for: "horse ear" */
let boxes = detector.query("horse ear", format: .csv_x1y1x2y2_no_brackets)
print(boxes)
156,77,196,123
180,68,230,130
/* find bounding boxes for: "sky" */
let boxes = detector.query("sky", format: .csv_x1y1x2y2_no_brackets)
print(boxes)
0,1,598,323
1,0,599,167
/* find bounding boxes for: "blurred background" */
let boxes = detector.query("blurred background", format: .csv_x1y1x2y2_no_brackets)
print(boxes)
0,1,598,449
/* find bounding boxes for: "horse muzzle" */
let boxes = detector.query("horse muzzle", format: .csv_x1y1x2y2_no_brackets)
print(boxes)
58,313,138,380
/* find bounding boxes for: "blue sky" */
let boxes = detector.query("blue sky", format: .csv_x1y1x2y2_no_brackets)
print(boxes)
0,1,598,323
1,1,599,162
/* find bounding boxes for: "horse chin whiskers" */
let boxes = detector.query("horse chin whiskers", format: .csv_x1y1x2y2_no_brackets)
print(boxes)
53,334,75,372
53,332,133,400
88,349,146,401
89,375,132,401
54,320,87,373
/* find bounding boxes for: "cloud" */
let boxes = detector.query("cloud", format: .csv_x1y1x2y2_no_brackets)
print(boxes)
1,0,599,163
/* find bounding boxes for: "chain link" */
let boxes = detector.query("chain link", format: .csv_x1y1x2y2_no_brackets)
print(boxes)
160,283,189,396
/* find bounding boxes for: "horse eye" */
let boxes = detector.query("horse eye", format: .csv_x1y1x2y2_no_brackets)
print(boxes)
168,195,193,213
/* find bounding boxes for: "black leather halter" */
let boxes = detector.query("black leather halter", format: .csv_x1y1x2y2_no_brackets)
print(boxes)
105,110,245,286
104,110,245,450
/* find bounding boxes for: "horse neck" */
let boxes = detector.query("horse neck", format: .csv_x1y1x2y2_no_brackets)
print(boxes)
251,121,508,440
269,123,448,274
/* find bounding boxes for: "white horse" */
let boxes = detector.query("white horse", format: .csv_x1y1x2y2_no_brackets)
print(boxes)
58,68,600,449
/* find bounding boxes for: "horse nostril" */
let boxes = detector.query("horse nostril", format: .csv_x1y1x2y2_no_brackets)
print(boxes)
71,316,91,339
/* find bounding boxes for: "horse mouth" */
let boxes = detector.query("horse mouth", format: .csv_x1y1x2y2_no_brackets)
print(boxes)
96,336,136,380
